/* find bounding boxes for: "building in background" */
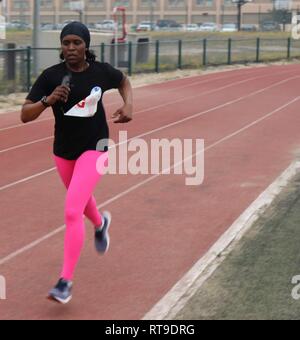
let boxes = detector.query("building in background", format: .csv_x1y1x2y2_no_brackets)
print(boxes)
0,0,5,16
3,0,300,27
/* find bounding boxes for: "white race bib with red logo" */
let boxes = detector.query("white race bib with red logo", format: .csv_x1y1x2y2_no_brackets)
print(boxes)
64,86,102,117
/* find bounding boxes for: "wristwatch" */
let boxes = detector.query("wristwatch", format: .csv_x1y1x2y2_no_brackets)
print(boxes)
41,96,50,107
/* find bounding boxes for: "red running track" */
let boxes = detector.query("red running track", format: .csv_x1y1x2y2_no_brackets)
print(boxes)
1,64,300,319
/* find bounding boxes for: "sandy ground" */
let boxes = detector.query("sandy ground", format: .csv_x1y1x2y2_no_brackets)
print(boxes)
1,59,299,115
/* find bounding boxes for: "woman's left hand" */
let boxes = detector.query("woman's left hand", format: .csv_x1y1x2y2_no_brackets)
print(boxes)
112,104,133,124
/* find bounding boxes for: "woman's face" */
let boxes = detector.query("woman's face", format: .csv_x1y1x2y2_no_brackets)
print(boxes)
61,34,87,65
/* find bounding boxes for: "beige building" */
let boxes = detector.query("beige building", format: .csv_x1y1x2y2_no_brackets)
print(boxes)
1,0,299,26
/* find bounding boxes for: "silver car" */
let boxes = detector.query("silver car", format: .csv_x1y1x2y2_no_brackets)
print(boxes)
199,23,218,32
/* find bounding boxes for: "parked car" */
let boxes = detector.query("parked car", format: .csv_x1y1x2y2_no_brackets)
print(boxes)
156,19,181,31
221,23,238,33
185,24,199,32
56,23,64,30
137,21,155,32
5,22,17,29
0,22,5,33
199,22,218,32
169,22,183,31
131,24,138,32
87,23,97,30
260,21,281,32
8,21,31,30
157,19,176,28
41,23,57,31
241,24,257,32
96,20,115,31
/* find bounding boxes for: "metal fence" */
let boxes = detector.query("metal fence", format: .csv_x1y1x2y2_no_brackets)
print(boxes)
0,47,30,94
0,37,300,95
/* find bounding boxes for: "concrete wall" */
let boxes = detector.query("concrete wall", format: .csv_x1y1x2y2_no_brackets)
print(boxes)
37,31,150,71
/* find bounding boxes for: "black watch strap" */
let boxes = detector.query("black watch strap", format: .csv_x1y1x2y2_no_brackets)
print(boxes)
41,96,50,107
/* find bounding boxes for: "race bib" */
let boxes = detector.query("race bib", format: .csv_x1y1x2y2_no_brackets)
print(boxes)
64,86,102,118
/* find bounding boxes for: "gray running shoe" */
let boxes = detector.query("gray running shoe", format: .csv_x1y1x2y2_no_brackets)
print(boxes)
95,211,112,254
48,278,73,304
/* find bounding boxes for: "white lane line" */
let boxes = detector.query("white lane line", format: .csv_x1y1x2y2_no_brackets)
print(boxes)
0,77,235,153
0,73,230,133
114,76,300,147
143,160,300,320
0,117,53,132
0,75,299,192
0,66,290,133
0,95,299,271
0,168,56,192
0,136,53,154
0,70,293,154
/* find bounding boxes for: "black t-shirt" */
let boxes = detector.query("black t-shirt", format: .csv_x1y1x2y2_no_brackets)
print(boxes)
26,61,124,160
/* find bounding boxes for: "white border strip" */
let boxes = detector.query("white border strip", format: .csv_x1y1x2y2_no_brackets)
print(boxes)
143,161,300,320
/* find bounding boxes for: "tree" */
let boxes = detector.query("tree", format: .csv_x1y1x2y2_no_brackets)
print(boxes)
271,8,292,24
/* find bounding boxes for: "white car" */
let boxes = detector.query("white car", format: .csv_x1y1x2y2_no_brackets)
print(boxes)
199,23,218,32
0,22,5,37
185,24,199,32
137,22,154,32
221,24,238,33
96,20,115,31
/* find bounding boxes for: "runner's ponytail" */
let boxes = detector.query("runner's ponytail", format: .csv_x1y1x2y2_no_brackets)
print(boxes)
86,50,96,62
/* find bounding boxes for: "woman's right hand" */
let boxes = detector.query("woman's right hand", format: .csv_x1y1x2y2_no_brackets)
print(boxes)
47,85,71,106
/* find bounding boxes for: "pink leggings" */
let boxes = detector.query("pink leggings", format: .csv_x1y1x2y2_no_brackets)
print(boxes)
54,150,108,281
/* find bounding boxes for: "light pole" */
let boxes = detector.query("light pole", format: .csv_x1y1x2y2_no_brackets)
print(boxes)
233,0,248,31
237,1,243,31
3,0,8,23
33,0,40,77
222,4,225,27
70,1,85,23
186,1,189,26
0,0,7,22
149,0,154,30
0,0,5,41
113,6,119,68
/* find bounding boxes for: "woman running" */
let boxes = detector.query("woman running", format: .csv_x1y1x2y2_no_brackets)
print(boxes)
21,22,133,304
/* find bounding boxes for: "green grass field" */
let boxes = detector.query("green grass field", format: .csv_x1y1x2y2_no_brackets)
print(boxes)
148,31,291,41
4,30,32,46
1,30,293,47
